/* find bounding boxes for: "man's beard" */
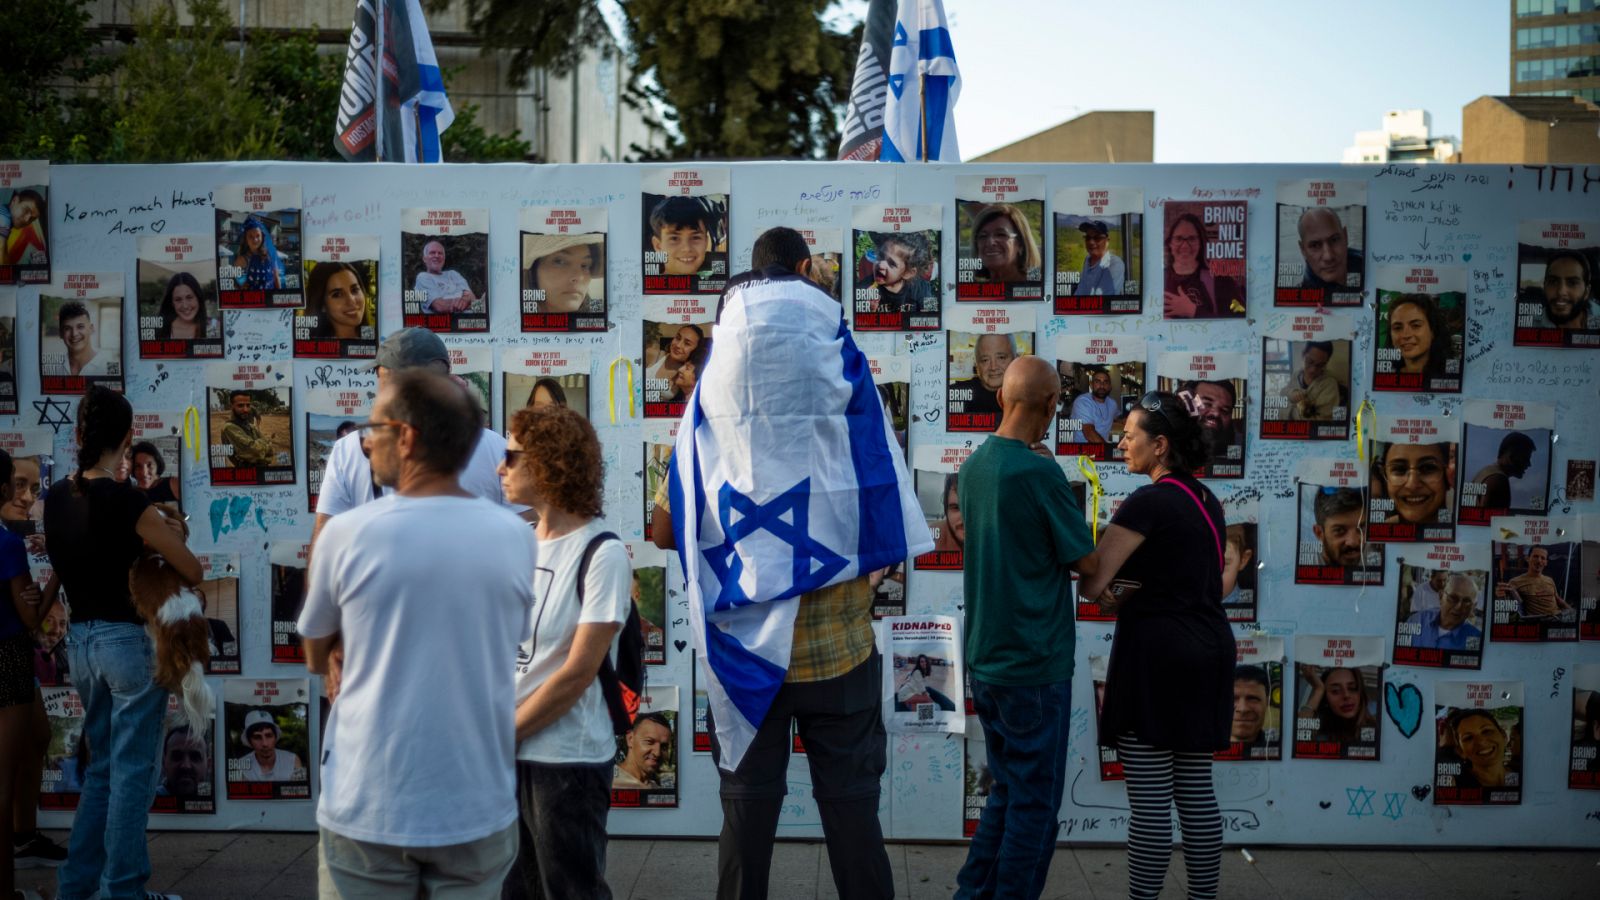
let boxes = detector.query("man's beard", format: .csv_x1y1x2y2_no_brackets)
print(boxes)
1545,297,1586,326
1199,423,1232,458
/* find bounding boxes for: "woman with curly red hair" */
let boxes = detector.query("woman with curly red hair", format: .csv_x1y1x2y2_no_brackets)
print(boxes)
498,404,628,899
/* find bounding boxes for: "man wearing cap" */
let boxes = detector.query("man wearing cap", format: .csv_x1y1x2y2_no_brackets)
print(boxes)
312,327,513,548
1073,220,1125,297
235,710,303,782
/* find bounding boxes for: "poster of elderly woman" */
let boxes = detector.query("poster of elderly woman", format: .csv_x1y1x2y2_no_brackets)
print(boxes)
956,174,1043,302
214,183,302,308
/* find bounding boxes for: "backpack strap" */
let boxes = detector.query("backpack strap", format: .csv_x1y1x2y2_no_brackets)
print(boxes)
573,531,638,734
575,531,620,606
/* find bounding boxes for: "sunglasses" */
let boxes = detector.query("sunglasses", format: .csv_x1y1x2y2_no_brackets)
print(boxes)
1138,392,1172,429
504,448,525,467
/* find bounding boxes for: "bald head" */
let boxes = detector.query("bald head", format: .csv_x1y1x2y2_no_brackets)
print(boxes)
1297,207,1350,285
995,356,1058,443
1000,356,1057,410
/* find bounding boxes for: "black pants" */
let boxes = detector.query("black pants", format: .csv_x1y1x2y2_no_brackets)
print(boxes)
708,653,894,900
501,760,613,900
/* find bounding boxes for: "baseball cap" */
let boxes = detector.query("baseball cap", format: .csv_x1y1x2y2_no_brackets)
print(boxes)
370,327,449,372
241,709,281,747
1078,220,1109,236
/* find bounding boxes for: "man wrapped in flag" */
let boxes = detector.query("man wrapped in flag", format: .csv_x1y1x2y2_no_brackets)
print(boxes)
654,227,929,897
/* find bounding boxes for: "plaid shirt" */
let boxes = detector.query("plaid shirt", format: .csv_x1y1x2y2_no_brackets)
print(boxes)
654,481,875,683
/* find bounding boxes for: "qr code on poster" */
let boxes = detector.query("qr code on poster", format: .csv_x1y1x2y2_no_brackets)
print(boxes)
917,704,934,722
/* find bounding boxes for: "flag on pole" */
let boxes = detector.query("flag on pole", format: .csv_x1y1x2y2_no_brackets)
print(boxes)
880,0,961,163
837,0,898,161
669,271,933,772
335,0,455,162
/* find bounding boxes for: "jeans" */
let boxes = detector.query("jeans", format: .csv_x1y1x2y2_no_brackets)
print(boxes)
57,621,168,900
955,677,1073,900
502,761,613,900
709,654,894,900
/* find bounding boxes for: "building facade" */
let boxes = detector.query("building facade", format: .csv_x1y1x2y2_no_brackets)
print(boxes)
1510,0,1600,103
88,0,665,162
1341,110,1458,164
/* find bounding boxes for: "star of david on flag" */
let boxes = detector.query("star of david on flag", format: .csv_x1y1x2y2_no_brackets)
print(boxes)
669,270,932,771
880,0,961,162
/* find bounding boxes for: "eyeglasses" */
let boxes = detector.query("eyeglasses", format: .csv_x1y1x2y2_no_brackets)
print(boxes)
1171,234,1201,246
976,229,1019,243
353,419,405,435
1383,460,1445,481
504,449,525,467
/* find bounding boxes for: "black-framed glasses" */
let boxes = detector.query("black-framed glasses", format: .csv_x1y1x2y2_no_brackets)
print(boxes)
504,448,525,467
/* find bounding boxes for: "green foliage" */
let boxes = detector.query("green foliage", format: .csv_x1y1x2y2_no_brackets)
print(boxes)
0,0,118,161
620,0,859,159
112,0,281,162
244,25,348,161
440,103,532,162
3,0,529,163
427,0,613,82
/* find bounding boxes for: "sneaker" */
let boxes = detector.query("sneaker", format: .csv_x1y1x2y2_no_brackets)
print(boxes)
11,831,67,868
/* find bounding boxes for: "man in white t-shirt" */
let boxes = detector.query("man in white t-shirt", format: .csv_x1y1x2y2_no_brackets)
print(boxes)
298,370,535,896
311,327,522,703
414,240,478,313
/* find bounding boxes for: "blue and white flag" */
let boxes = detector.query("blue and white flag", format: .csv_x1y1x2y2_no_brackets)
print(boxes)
335,0,455,163
880,0,961,163
669,271,933,771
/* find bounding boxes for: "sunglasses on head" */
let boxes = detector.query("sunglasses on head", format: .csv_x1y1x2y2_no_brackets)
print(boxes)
1138,392,1172,428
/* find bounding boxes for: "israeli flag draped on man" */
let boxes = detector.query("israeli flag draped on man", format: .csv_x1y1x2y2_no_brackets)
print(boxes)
669,272,933,771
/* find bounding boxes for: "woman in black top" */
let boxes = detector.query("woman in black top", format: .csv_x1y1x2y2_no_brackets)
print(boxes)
1079,391,1235,900
45,386,200,900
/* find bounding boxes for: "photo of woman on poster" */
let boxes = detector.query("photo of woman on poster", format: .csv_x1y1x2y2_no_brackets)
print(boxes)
647,323,705,385
154,272,220,342
893,654,958,713
231,216,285,291
129,440,180,505
304,262,374,342
1296,664,1378,746
1370,441,1455,535
968,204,1040,284
1443,709,1513,789
932,472,963,555
1162,211,1243,319
1384,294,1451,382
522,233,605,315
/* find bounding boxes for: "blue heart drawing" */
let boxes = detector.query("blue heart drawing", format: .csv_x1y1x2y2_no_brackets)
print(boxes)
1385,683,1423,738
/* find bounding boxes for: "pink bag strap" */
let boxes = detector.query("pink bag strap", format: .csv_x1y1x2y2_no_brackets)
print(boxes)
1162,477,1224,571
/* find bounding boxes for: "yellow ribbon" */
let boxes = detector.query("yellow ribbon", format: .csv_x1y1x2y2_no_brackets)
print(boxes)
1353,398,1375,462
608,357,635,425
183,406,202,464
1076,455,1103,543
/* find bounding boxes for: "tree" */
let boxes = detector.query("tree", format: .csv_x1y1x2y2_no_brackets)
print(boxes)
0,0,118,161
619,0,858,159
245,26,348,161
111,0,281,162
426,0,614,81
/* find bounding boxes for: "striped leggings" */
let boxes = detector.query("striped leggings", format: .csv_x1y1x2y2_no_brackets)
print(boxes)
1116,736,1222,900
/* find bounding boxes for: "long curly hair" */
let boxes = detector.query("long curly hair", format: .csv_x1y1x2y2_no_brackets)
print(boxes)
509,405,604,518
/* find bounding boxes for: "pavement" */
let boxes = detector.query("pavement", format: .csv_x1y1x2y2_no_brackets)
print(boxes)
13,831,1598,899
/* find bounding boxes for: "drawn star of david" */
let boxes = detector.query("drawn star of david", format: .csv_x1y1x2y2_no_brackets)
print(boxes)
1381,792,1405,821
1346,785,1376,818
702,478,847,611
33,397,73,433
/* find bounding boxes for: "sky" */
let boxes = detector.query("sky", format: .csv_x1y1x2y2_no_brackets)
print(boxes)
845,0,1512,162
